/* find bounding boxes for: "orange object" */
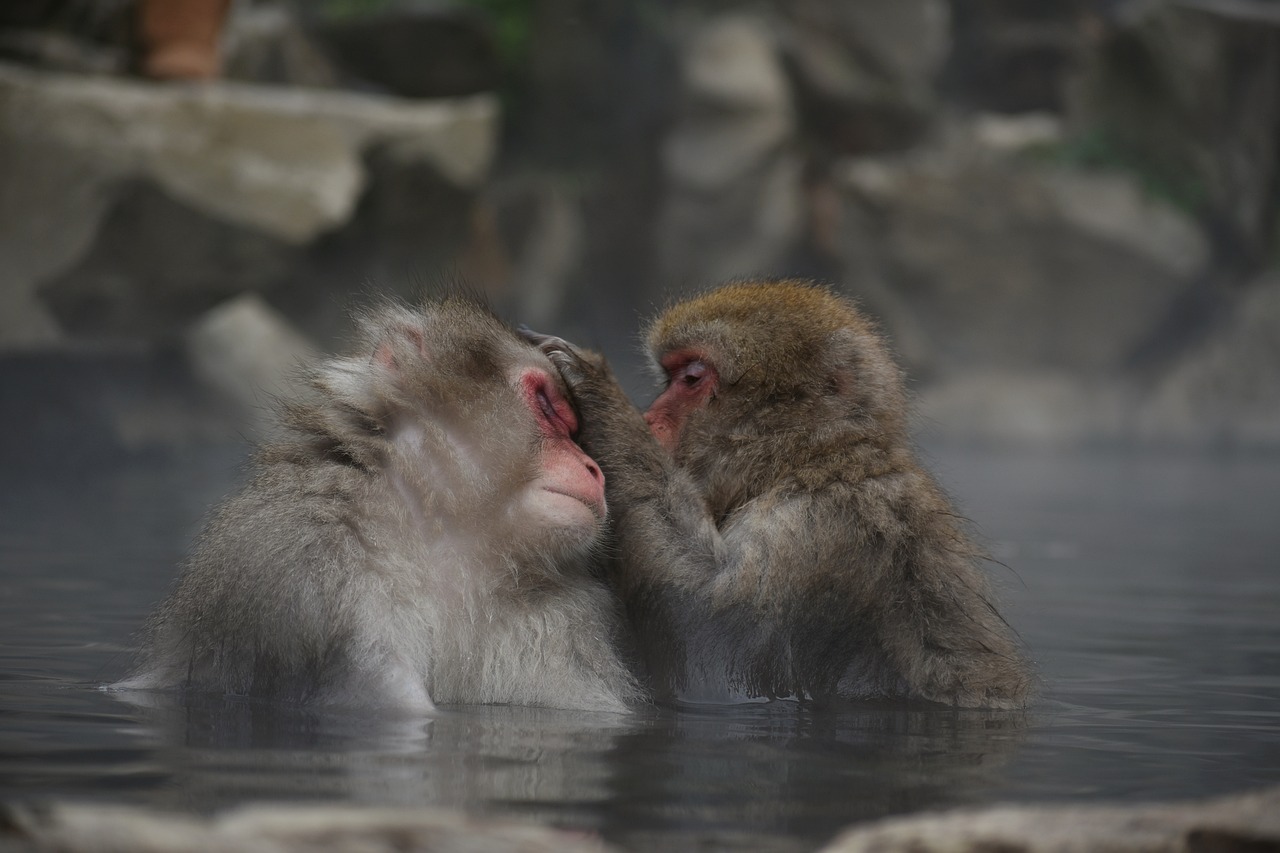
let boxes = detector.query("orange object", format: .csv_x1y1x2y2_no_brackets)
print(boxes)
137,0,231,81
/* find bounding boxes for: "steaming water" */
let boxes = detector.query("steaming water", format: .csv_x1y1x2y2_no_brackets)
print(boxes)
2,445,1278,851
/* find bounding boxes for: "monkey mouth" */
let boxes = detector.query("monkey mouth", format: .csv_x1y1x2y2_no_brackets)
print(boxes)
541,487,606,519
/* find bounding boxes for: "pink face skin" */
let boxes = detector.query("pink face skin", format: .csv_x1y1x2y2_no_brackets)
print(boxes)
644,349,719,453
519,370,606,520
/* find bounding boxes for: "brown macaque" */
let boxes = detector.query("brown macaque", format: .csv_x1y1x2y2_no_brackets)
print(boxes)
528,280,1033,709
118,295,641,714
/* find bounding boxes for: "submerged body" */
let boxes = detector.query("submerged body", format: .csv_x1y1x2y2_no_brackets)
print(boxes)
120,296,640,714
532,280,1033,708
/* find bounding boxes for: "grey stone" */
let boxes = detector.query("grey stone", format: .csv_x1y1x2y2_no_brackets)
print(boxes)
1067,1,1280,266
1139,273,1280,447
970,111,1064,152
0,63,495,243
834,117,1209,380
185,294,319,442
657,15,803,288
779,0,947,154
0,62,497,348
2,801,619,853
659,152,805,287
308,7,500,99
820,785,1280,852
681,16,792,111
915,370,1130,448
787,0,949,92
663,110,794,191
492,180,586,331
222,5,342,90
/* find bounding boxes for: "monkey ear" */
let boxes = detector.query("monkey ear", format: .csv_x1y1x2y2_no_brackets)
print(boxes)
825,328,861,398
373,325,429,373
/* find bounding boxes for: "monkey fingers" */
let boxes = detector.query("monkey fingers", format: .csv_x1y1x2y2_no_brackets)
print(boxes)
516,326,602,389
515,325,568,350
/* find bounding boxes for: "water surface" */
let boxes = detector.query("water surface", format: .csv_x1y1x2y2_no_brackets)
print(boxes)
2,444,1278,851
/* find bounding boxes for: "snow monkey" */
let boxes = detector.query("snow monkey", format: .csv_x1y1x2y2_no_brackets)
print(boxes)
527,280,1033,708
119,294,642,714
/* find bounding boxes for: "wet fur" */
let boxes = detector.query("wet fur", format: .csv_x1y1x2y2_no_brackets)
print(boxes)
119,296,641,714
546,280,1033,708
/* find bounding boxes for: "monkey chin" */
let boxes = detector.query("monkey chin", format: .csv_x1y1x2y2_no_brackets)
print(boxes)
519,487,605,557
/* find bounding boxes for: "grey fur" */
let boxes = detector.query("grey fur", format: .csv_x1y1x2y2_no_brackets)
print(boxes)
118,295,641,714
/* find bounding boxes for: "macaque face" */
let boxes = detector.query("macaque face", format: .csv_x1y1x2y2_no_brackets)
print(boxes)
374,308,607,557
516,365,607,532
644,348,720,453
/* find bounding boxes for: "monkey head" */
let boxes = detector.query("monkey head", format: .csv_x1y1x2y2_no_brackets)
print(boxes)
644,280,910,476
315,295,607,563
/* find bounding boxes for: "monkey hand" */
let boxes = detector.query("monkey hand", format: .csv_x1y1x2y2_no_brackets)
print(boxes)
517,326,609,389
517,325,646,464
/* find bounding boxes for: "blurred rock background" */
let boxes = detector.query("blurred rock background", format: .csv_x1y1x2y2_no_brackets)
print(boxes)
1,0,1278,466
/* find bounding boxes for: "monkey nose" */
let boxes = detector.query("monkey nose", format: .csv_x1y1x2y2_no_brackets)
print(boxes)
583,458,604,486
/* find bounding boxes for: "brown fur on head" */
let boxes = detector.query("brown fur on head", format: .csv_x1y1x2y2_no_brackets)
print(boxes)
523,278,1032,708
645,280,910,472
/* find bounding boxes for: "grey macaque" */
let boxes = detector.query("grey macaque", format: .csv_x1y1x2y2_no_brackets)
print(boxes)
529,280,1033,708
119,295,642,714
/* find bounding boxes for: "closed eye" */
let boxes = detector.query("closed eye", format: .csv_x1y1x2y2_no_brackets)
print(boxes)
537,389,557,422
671,360,708,388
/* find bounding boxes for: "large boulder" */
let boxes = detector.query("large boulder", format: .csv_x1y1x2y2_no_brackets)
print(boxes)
780,0,949,154
656,15,804,289
1139,273,1280,447
1067,0,1280,268
943,0,1097,114
0,62,498,348
3,801,618,853
774,113,1235,446
821,785,1280,852
833,115,1209,384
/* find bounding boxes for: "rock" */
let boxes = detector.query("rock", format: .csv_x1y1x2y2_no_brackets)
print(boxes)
1139,273,1280,447
0,0,130,74
682,15,792,111
970,111,1064,152
0,62,497,347
915,370,1130,448
39,180,305,340
307,7,500,99
1067,1,1280,267
0,345,239,473
1,63,494,241
2,801,619,853
185,294,319,441
944,1,1096,113
780,0,948,154
820,785,1280,852
221,5,341,90
832,117,1209,381
1040,167,1208,279
657,15,803,288
488,179,586,331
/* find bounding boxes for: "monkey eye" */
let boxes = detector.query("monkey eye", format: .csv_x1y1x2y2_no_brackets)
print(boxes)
673,360,708,388
529,377,579,437
537,389,560,424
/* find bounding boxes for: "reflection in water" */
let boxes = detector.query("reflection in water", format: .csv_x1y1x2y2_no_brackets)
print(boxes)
1,445,1279,851
605,702,1024,850
105,690,1026,851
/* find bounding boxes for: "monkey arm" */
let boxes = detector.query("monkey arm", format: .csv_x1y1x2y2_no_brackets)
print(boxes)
524,335,729,593
530,333,1031,706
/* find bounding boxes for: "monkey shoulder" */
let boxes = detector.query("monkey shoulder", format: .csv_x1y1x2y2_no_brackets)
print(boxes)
138,452,408,698
173,453,385,619
729,460,973,592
